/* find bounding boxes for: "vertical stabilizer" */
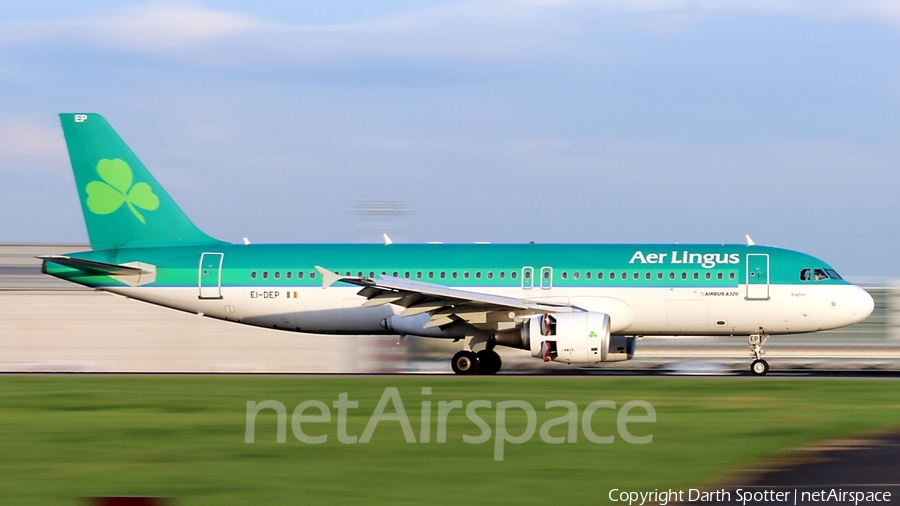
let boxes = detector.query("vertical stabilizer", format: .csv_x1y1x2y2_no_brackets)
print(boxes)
59,113,224,250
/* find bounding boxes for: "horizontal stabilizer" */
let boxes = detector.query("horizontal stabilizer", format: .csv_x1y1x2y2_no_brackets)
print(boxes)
38,255,149,275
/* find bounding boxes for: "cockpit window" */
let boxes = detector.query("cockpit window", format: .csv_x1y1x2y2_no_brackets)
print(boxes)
824,269,842,280
802,268,842,281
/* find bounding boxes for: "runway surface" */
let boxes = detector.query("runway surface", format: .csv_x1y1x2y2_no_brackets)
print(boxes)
4,369,900,379
676,431,900,505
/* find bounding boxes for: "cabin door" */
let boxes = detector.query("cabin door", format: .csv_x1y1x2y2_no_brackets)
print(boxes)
745,254,769,300
199,252,224,299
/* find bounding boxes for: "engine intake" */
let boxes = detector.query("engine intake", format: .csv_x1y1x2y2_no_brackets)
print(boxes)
516,312,635,364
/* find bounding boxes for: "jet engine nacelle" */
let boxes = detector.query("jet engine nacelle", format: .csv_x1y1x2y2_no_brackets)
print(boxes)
523,312,635,364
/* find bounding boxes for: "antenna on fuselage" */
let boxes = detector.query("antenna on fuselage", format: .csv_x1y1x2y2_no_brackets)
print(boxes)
745,235,755,246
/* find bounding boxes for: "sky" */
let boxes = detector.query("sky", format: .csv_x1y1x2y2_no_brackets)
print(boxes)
0,1,898,276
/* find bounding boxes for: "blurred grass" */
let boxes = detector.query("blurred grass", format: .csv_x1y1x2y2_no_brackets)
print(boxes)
0,375,899,505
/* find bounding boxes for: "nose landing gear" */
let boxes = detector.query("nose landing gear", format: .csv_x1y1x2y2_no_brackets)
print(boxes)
749,332,770,376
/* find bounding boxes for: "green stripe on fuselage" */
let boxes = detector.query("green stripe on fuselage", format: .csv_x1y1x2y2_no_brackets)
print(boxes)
43,243,849,290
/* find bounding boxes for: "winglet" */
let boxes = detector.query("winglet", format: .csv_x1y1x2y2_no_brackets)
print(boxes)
383,234,393,246
745,235,755,246
314,266,343,288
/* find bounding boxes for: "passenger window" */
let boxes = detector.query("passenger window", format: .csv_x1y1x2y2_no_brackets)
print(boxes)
251,271,257,279
621,272,626,279
597,272,603,280
800,269,811,281
464,272,470,279
717,272,723,280
381,271,386,276
499,271,505,279
657,272,663,280
452,272,458,279
416,271,422,279
440,272,446,279
645,272,651,280
562,272,568,280
263,271,269,279
428,272,434,279
705,272,711,280
524,271,530,279
669,272,675,280
275,271,280,279
573,272,579,280
814,268,829,281
543,271,550,279
369,272,375,279
681,272,687,280
693,272,699,280
476,272,482,279
487,272,493,279
310,272,316,279
633,272,638,280
585,272,591,279
511,271,517,279
729,272,735,280
298,271,304,279
404,272,410,279
610,272,616,279
286,271,292,279
392,271,398,277
345,271,351,277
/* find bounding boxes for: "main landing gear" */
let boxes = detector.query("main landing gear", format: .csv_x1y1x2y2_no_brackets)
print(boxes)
749,332,770,376
451,346,502,375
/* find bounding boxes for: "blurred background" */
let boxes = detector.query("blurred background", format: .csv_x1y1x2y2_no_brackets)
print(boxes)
1,1,899,276
1,1,898,375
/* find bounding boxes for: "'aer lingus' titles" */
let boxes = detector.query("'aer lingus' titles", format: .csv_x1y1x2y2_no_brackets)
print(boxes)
629,251,741,269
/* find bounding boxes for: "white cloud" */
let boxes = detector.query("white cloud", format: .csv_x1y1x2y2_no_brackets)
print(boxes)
0,3,259,53
0,0,897,65
0,121,67,172
0,122,61,156
81,3,259,51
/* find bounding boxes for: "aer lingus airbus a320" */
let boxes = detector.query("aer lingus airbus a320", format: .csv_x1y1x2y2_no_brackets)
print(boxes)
41,113,874,375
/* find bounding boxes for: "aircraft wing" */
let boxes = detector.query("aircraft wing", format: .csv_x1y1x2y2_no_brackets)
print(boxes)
315,266,575,329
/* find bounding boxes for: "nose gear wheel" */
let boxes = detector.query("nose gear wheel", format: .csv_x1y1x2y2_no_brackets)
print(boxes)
748,332,770,376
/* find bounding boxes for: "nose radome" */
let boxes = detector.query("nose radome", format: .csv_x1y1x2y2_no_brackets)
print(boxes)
849,286,875,323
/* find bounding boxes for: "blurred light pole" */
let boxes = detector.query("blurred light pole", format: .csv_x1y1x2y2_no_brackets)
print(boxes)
351,200,413,244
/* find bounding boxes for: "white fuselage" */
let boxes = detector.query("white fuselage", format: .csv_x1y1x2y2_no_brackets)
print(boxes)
105,282,873,338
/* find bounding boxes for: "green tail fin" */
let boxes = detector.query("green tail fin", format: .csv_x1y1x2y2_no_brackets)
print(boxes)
60,113,225,250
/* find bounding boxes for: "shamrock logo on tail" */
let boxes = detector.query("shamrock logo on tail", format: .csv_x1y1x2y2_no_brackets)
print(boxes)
85,159,159,224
